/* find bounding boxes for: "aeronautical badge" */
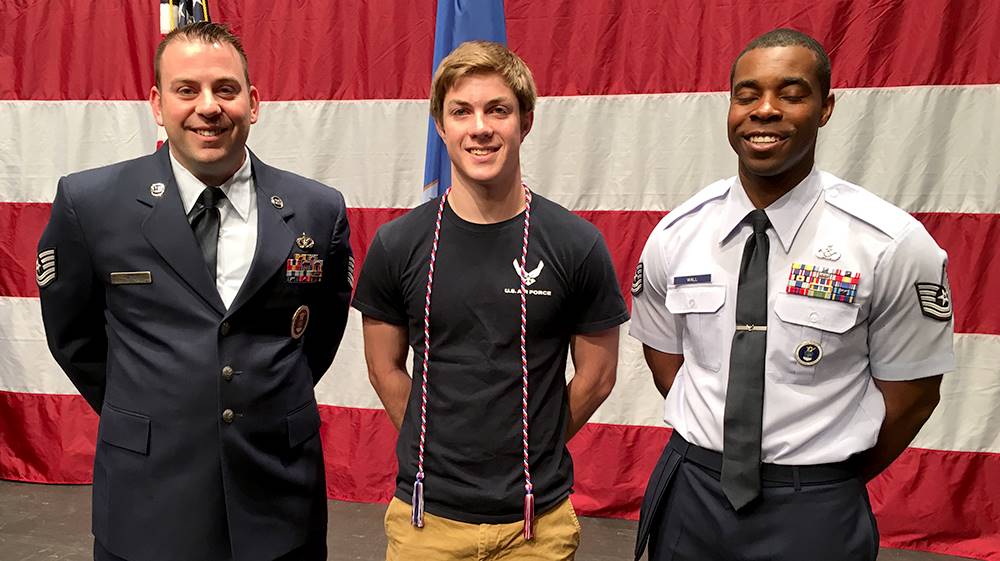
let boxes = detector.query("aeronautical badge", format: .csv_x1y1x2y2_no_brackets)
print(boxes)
347,255,355,289
815,244,841,261
286,254,323,283
631,262,644,296
786,263,859,304
291,305,310,339
296,233,315,250
795,341,823,366
149,182,166,197
35,248,57,288
914,282,952,321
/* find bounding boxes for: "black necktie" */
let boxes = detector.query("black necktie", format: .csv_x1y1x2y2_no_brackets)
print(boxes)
721,208,771,511
188,187,225,279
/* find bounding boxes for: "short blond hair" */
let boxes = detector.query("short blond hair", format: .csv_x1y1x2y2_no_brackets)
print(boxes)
430,41,537,126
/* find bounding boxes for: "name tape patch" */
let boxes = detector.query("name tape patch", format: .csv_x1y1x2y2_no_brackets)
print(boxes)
673,274,712,286
110,271,153,285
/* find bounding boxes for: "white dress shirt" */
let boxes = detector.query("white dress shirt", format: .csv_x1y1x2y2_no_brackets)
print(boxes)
170,149,257,309
630,169,955,464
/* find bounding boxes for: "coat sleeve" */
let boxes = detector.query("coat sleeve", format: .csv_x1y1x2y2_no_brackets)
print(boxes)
303,190,352,385
37,177,108,413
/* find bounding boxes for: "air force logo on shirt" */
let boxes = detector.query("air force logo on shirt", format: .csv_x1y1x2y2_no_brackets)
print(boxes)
513,259,544,286
507,258,551,296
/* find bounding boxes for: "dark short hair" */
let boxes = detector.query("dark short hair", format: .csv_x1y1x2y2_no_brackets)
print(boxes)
730,28,831,99
154,22,250,88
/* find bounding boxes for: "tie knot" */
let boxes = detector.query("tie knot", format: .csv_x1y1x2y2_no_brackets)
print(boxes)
746,209,770,235
197,187,226,210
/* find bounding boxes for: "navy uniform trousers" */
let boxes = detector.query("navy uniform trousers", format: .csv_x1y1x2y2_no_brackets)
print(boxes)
636,433,879,561
95,532,326,561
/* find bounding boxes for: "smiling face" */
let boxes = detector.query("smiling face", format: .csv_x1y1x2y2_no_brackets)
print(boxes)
727,45,834,193
150,39,259,186
435,72,533,193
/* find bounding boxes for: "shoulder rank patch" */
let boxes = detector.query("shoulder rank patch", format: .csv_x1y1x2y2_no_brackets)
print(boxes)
631,262,644,296
287,253,324,283
786,262,859,304
914,282,952,321
36,249,57,288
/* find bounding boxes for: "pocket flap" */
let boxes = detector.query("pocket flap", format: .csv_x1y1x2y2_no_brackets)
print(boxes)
774,293,859,334
287,402,321,448
665,284,726,314
100,405,150,455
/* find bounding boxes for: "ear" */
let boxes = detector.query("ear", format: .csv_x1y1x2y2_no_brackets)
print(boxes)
434,117,446,142
149,86,164,127
818,92,835,127
249,84,260,124
520,110,534,140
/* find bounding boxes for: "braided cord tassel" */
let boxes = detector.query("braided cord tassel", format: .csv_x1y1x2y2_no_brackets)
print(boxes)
519,185,535,540
412,188,450,528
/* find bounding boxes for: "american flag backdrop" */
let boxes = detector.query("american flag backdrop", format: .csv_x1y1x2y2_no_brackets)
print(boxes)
1,1,998,559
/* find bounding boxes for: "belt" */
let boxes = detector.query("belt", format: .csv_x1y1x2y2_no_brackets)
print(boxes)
669,432,858,485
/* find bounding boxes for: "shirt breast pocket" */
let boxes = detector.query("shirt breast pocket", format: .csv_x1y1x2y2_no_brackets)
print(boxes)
771,293,860,384
665,284,727,372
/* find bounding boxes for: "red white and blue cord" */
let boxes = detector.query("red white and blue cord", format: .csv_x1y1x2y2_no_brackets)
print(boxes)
411,184,537,540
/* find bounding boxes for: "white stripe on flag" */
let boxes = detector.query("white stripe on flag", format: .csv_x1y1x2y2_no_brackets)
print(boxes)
2,297,997,454
3,85,999,212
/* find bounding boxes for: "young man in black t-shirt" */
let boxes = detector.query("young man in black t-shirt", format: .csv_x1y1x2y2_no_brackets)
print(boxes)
353,41,629,560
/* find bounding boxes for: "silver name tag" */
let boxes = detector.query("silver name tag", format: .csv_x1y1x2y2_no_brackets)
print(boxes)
110,271,152,285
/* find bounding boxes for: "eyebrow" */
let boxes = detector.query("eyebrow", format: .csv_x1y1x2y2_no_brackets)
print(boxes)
170,76,243,87
446,96,513,107
733,77,813,92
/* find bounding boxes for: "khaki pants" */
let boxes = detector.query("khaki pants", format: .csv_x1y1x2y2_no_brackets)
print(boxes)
384,496,582,560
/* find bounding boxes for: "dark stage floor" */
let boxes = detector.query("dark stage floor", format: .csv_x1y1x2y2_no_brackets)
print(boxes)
0,480,973,560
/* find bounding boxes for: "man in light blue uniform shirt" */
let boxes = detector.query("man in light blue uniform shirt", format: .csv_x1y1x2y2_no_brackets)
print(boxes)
630,28,954,561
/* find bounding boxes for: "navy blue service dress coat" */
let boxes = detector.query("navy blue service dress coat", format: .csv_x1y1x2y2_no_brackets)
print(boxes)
37,144,352,561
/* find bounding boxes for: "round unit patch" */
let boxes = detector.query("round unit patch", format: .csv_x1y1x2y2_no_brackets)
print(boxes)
291,305,310,339
795,341,823,366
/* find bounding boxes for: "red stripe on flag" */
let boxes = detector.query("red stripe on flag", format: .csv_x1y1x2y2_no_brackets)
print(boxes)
0,1,157,100
0,390,98,483
0,203,54,299
3,1,998,100
3,203,998,335
509,0,1000,96
2,392,997,561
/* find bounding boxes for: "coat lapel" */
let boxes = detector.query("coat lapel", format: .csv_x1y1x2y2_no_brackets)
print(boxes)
138,145,226,316
225,152,296,318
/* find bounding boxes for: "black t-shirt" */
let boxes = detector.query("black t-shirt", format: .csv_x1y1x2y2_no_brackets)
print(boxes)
352,193,629,524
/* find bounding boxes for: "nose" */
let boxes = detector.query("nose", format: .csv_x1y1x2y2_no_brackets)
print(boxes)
470,110,493,139
195,90,222,118
750,93,781,122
